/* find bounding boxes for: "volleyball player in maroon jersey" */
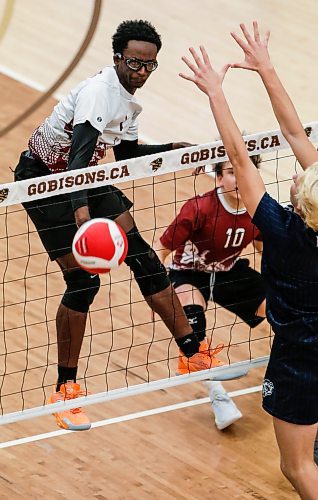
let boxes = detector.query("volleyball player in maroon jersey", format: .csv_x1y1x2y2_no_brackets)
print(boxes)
157,157,266,429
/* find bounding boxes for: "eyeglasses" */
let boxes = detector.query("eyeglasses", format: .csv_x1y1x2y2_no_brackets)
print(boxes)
116,53,158,72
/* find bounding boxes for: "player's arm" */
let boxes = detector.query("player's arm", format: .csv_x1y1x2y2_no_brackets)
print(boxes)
153,242,172,265
68,121,99,226
179,46,265,218
253,239,263,253
156,200,197,263
113,140,192,161
231,21,318,170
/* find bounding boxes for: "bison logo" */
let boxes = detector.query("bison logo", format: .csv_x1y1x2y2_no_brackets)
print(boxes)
0,188,9,203
150,157,163,172
262,379,274,398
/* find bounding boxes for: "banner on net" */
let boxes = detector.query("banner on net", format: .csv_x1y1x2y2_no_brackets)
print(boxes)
1,122,317,207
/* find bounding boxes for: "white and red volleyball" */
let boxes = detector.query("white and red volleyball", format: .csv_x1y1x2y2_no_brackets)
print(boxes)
72,218,128,274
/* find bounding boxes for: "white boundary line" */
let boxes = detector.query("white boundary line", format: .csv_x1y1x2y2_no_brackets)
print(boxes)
0,64,45,92
0,385,262,449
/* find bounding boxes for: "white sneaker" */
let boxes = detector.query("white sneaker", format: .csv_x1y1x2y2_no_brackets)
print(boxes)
204,381,243,430
210,392,243,430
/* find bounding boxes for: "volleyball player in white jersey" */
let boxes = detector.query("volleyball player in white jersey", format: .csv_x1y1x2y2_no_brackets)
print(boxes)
14,20,229,431
180,22,318,498
157,158,266,430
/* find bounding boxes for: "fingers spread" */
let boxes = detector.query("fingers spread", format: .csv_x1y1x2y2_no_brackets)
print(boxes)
240,23,254,44
179,72,195,82
200,45,210,66
264,29,270,44
253,20,260,42
189,46,202,68
231,31,249,51
181,55,197,73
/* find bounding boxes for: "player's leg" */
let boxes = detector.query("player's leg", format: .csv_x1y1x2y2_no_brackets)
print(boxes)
273,418,318,498
212,258,266,330
55,253,100,383
168,270,210,371
15,153,94,430
204,260,266,428
109,211,224,374
170,270,242,428
263,335,318,495
48,253,99,430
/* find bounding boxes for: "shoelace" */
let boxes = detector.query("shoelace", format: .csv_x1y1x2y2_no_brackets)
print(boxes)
55,388,89,414
200,342,224,357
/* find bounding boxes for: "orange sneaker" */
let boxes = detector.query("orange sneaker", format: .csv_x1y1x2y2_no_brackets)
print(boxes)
49,381,91,431
176,342,225,375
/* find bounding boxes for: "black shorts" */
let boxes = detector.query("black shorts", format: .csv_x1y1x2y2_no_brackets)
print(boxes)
14,151,133,260
263,335,318,425
169,259,266,327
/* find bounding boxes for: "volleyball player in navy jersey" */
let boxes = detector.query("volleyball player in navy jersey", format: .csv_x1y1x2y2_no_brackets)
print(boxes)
180,21,318,498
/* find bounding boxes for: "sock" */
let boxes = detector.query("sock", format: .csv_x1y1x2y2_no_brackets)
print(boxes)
176,333,200,357
56,365,78,391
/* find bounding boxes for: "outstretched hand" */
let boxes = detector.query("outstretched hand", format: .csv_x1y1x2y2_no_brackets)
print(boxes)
231,21,271,72
179,46,230,96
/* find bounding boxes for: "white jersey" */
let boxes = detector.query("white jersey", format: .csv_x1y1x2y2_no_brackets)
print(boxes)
28,66,142,173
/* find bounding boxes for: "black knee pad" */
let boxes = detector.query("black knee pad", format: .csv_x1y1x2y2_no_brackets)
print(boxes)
61,268,100,313
183,304,206,342
124,226,170,297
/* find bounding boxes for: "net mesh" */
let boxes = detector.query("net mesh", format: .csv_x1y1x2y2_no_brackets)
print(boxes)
0,126,315,419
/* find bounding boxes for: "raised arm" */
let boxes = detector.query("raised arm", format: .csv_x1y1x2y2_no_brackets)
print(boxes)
231,21,318,170
179,46,265,217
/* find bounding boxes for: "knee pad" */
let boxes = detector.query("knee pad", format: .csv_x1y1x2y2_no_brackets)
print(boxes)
183,304,206,342
124,226,170,297
61,268,100,313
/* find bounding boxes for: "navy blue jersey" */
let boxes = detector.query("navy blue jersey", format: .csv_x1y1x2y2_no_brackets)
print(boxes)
252,193,318,343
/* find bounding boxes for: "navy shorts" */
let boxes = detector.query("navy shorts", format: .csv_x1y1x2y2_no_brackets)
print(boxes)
263,334,318,425
169,259,266,328
14,152,132,260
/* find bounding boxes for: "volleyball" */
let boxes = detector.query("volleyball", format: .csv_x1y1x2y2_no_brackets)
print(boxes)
72,218,128,274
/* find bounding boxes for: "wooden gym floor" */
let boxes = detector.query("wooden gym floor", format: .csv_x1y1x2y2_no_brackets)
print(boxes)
1,0,318,498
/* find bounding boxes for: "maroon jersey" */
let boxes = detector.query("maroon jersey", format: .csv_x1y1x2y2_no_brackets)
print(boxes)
160,187,262,272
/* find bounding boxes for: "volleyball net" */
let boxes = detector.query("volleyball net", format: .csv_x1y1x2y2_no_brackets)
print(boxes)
0,123,317,426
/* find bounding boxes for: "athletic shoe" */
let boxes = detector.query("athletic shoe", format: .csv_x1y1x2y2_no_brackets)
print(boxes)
177,339,249,380
49,381,91,431
210,390,243,430
176,343,225,375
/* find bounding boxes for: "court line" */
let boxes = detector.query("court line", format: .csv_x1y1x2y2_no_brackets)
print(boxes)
0,385,262,449
0,0,102,138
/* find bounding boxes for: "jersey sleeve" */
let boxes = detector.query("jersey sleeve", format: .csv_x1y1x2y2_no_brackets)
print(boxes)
160,199,197,250
74,82,111,133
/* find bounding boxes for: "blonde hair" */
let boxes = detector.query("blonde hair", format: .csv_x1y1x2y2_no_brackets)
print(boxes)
296,162,318,231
